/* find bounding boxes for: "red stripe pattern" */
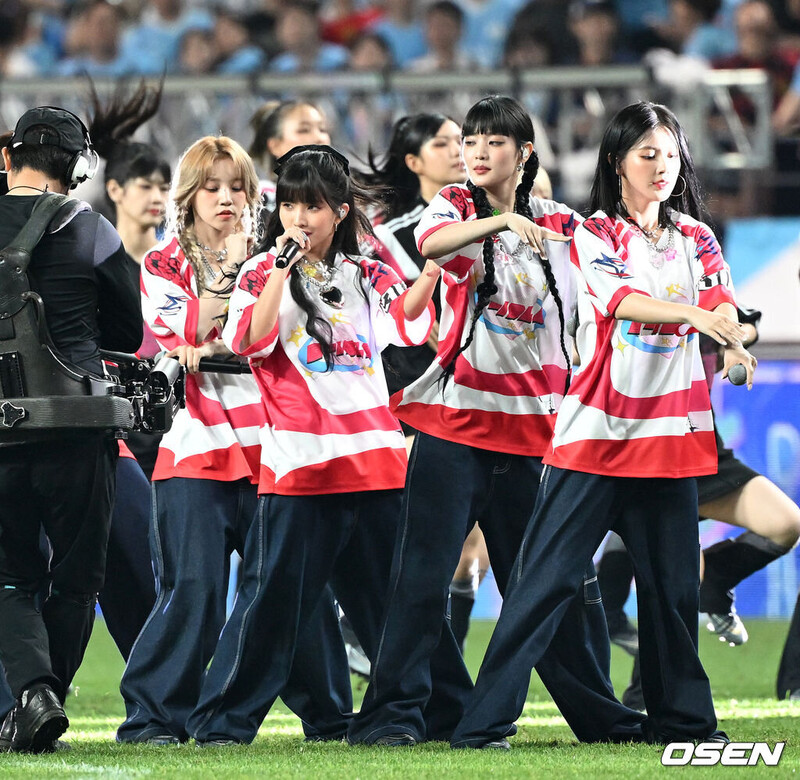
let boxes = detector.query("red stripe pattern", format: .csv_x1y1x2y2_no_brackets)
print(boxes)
392,186,581,456
141,236,265,483
546,211,736,478
224,250,433,495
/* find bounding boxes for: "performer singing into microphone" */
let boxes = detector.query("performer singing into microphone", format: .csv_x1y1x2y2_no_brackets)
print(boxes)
118,136,351,746
186,144,439,745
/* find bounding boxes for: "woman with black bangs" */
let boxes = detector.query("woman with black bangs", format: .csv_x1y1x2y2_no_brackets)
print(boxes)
186,145,439,746
349,95,647,747
451,101,756,749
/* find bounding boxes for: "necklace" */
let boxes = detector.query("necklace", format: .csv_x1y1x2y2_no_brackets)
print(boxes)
625,217,677,269
6,184,49,194
296,259,344,309
197,241,228,282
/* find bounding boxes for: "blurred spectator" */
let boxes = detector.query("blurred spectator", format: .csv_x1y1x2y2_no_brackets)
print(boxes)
408,1,476,72
213,8,266,73
347,31,400,155
57,0,130,77
321,0,384,46
615,0,670,55
566,0,637,66
178,27,217,74
714,0,797,120
502,23,556,123
370,0,426,67
460,0,529,69
119,0,214,75
0,0,45,77
775,59,800,133
270,0,349,72
657,0,737,60
768,0,800,51
349,29,394,70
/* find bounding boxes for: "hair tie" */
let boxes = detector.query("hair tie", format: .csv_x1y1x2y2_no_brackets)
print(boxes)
274,144,350,176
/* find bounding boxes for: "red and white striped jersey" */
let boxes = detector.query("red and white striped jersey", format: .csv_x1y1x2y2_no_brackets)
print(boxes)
141,236,263,482
392,184,581,457
223,250,434,495
547,210,737,478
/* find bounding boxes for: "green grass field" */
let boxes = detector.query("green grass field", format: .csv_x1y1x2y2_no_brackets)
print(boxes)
2,619,798,778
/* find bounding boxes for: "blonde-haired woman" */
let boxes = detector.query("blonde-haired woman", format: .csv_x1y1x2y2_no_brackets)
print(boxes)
117,136,351,745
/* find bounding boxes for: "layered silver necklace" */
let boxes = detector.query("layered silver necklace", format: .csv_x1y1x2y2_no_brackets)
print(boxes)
198,241,228,283
297,260,344,309
626,219,678,270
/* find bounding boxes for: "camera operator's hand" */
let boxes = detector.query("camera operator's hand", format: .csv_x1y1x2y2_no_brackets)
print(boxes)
167,339,232,374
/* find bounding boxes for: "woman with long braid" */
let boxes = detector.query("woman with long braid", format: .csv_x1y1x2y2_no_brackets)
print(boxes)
349,95,646,747
451,101,757,750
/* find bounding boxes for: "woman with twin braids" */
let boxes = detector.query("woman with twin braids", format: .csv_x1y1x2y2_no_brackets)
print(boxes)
348,95,646,747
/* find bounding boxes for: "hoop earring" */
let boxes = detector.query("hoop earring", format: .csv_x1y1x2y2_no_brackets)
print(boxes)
516,163,523,172
672,174,687,198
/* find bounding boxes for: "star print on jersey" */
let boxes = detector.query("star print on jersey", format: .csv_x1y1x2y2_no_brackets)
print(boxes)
590,253,633,279
157,293,190,314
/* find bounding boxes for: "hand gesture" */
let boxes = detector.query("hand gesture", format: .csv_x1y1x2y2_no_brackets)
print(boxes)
505,214,570,261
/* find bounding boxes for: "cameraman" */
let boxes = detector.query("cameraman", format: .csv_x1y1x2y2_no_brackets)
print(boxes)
0,107,140,753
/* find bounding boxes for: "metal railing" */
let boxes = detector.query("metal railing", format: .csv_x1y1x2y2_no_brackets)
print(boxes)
0,66,773,177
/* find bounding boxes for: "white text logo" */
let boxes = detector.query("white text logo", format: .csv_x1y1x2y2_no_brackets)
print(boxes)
661,742,785,767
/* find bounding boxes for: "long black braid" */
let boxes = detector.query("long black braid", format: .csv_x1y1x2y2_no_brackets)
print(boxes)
438,181,498,389
513,156,571,397
440,150,570,396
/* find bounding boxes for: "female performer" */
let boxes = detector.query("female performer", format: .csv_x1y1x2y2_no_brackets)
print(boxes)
117,136,350,745
349,95,646,747
248,100,331,213
450,101,757,749
186,144,438,746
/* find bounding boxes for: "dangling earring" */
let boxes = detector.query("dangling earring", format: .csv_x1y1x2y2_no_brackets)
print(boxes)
672,174,687,197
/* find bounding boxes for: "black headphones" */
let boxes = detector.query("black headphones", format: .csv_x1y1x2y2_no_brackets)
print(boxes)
11,106,99,189
59,108,99,189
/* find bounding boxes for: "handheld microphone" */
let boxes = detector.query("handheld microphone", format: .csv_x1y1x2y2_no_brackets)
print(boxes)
728,363,747,386
275,239,301,269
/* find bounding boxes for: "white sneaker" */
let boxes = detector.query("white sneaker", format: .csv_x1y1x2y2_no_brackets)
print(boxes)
703,611,749,646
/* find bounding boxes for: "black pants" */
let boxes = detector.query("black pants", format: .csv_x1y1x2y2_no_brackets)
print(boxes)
0,432,116,700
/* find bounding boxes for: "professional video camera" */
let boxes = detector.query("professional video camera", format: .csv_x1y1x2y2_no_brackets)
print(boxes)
101,351,185,435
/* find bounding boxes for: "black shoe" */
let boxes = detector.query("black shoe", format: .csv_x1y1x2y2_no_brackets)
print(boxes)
13,684,69,753
195,738,241,748
703,730,730,744
479,738,511,750
372,733,417,747
0,707,15,752
142,735,181,746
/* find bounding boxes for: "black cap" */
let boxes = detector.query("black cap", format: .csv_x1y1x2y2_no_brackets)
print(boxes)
10,107,87,154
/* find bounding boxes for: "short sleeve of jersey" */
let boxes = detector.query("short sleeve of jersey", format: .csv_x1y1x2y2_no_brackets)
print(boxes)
574,215,646,317
141,238,216,349
223,252,280,359
414,185,481,280
359,258,433,350
690,221,737,312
